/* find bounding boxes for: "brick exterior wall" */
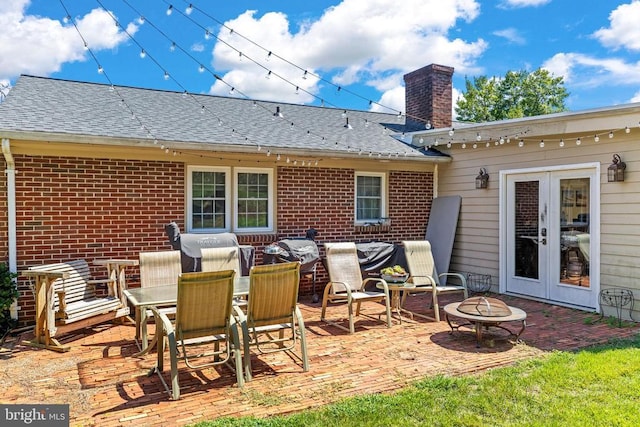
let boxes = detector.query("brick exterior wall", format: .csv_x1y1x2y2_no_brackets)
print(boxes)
10,155,433,326
404,64,454,130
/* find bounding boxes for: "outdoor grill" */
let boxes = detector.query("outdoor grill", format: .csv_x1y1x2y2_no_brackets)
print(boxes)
264,229,321,302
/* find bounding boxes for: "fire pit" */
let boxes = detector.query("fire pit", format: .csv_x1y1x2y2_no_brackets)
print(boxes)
443,297,527,347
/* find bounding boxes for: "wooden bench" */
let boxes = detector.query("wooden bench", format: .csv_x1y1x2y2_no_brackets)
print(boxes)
22,259,138,352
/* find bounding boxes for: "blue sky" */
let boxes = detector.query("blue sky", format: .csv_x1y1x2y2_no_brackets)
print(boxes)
2,0,640,118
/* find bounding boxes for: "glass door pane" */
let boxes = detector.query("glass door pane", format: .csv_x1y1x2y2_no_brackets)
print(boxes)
514,181,539,279
559,178,590,287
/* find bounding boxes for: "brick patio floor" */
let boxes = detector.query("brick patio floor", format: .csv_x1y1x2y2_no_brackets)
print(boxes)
1,293,638,427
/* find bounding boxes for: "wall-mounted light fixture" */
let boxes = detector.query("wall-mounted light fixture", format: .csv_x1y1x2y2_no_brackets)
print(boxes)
608,154,626,182
475,167,489,189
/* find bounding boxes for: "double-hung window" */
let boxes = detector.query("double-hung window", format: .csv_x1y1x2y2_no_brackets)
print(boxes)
355,172,386,224
187,166,273,232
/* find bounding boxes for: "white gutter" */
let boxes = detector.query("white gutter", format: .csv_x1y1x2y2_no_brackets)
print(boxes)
1,138,18,320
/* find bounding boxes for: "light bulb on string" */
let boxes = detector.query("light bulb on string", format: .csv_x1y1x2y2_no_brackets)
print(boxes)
539,140,545,148
559,139,565,147
447,142,451,148
576,137,581,146
476,133,482,142
204,30,211,40
185,4,193,14
138,16,145,25
228,87,235,95
166,5,173,15
276,154,281,161
302,70,308,79
518,140,524,148
97,65,103,74
449,128,455,137
169,42,176,52
266,51,272,61
139,49,146,59
266,71,272,79
198,64,205,73
594,135,600,143
609,131,614,139
461,143,466,149
472,143,477,149
63,15,71,24
625,126,630,133
164,71,170,80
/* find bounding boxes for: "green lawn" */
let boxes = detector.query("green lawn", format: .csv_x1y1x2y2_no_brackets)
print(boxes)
193,334,640,427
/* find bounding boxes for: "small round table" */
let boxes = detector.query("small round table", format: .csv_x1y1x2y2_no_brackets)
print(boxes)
443,301,527,347
376,279,415,324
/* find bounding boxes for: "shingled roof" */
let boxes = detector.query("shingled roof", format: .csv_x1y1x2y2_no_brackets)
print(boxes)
0,75,447,161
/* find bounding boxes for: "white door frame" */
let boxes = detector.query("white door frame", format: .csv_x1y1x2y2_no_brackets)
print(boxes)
499,162,601,311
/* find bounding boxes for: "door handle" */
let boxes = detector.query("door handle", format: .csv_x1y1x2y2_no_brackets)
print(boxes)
540,238,547,245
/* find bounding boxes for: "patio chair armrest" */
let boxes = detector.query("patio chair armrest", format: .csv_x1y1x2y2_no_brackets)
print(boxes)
326,280,353,297
149,307,175,337
363,277,389,294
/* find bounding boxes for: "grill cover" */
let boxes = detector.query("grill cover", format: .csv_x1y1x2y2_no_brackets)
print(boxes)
457,297,512,317
275,239,320,273
164,222,254,275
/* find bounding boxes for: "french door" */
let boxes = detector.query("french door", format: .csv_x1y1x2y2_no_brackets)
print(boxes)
502,166,599,309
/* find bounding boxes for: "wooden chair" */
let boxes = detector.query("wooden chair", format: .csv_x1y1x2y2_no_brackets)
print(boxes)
234,262,309,381
22,259,135,352
137,250,182,347
322,242,392,334
151,270,244,400
402,240,468,321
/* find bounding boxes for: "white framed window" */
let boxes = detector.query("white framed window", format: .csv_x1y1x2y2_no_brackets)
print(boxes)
355,171,386,224
234,167,274,232
187,166,231,232
187,166,274,233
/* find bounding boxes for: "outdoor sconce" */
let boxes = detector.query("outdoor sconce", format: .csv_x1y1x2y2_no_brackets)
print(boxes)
608,154,626,182
475,168,489,189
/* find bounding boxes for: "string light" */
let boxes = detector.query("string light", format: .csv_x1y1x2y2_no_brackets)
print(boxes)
166,5,173,15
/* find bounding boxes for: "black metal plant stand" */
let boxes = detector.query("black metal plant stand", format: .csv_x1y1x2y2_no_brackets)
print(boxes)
598,288,635,327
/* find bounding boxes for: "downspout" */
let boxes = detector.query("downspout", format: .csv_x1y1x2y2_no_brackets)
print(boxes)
433,163,439,198
1,138,18,320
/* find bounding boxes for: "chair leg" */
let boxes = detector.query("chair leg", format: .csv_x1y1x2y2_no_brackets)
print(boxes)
230,323,245,388
383,296,392,328
432,292,441,322
167,331,180,400
348,302,355,334
295,307,310,372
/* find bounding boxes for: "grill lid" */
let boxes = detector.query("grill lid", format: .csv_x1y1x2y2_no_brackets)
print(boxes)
457,297,512,317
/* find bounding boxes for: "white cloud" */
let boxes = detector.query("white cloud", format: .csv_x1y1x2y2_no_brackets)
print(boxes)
208,0,486,109
593,1,640,52
630,90,640,103
544,52,640,87
0,1,136,81
499,0,551,8
493,28,525,45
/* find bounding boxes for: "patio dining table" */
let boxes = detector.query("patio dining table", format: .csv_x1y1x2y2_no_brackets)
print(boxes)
124,276,250,355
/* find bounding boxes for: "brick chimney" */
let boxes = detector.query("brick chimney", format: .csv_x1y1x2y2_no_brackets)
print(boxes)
404,64,454,130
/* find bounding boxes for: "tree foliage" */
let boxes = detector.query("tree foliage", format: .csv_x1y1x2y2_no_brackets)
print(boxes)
455,68,569,122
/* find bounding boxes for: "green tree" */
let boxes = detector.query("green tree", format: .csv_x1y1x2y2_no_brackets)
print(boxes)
455,68,568,122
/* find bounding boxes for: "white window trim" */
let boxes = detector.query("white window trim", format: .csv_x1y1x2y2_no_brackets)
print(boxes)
186,165,231,232
354,171,387,225
233,167,274,232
